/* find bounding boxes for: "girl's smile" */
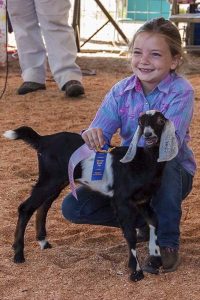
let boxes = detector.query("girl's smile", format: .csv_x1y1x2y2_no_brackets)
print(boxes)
139,68,155,73
132,32,179,94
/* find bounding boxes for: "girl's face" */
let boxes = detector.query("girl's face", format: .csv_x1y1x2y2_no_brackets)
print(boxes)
131,32,179,94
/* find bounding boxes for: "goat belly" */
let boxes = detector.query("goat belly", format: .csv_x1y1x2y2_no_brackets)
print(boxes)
111,152,161,203
78,153,114,197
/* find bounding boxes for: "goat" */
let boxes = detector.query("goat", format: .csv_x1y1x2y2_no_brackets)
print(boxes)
3,110,178,281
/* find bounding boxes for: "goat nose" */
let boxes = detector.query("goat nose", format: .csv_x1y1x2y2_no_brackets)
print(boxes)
144,131,152,138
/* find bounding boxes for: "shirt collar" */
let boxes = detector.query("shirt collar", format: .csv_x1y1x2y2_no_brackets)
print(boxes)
157,73,175,94
123,73,175,95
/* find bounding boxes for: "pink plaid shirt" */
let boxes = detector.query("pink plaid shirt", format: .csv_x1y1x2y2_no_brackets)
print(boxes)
89,72,196,175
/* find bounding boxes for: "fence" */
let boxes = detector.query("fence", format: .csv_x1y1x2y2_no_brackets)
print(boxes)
70,0,128,44
69,0,171,46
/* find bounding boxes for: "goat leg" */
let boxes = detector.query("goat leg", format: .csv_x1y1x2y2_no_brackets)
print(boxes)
137,203,162,274
35,203,52,250
13,180,65,263
35,183,66,250
13,200,35,263
114,199,144,281
143,223,162,274
35,201,55,250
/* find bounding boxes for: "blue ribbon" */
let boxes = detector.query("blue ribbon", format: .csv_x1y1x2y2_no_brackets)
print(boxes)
91,144,109,181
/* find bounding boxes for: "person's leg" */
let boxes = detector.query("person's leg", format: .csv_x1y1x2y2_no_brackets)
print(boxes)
7,0,46,84
62,185,149,245
35,0,83,91
62,186,119,227
151,158,193,249
150,158,193,272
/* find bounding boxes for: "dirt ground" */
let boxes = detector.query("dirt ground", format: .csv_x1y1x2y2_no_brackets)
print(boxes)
0,52,200,300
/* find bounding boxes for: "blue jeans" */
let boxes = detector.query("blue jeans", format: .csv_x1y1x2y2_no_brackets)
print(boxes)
62,158,193,249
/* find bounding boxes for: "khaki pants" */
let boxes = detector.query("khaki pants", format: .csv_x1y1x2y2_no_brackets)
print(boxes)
7,0,82,89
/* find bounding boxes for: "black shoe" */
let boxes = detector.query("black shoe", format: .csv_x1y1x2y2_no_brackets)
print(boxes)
64,80,85,97
136,225,149,243
17,82,46,95
160,247,180,272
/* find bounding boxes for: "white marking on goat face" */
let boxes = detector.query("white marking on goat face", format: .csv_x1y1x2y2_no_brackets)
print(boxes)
131,249,141,271
145,110,157,116
143,126,156,137
79,153,114,197
149,225,160,256
38,239,48,250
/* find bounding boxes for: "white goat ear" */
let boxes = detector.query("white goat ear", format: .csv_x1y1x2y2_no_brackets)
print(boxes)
120,126,142,163
158,120,178,162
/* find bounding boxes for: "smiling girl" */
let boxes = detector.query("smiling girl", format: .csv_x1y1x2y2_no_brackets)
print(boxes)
62,18,196,273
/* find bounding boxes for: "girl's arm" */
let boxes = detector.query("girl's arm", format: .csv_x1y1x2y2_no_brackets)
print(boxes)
82,87,121,149
164,89,194,148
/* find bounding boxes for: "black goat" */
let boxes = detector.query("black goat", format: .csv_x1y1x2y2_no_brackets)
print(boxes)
3,110,178,281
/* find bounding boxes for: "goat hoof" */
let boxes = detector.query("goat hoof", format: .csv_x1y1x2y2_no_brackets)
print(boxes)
14,253,25,264
142,264,159,275
142,255,162,274
43,241,52,249
130,270,144,282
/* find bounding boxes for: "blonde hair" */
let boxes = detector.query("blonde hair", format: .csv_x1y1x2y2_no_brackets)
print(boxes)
129,18,185,69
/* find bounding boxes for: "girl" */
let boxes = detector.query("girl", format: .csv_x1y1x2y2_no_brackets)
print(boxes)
62,18,196,272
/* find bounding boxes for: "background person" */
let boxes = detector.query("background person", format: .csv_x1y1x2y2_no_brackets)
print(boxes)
7,0,84,97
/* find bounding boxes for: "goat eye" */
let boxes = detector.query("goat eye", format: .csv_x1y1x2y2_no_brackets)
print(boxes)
157,118,165,126
138,119,143,126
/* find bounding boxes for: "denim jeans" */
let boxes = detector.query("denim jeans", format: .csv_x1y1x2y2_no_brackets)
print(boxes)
62,158,193,249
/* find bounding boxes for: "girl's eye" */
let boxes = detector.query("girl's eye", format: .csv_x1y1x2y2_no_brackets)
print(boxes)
133,50,142,55
152,52,161,57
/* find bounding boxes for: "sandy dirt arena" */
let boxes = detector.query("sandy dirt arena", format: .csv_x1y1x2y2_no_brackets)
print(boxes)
0,52,200,300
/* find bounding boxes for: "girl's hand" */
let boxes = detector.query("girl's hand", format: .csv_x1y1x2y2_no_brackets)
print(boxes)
81,128,105,150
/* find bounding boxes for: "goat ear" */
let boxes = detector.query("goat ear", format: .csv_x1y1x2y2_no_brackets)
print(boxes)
158,120,178,162
120,126,142,163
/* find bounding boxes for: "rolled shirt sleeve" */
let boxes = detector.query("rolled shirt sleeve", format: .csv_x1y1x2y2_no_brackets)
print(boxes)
89,86,122,143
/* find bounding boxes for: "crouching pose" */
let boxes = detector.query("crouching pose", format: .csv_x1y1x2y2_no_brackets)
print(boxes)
62,18,196,275
5,111,179,282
